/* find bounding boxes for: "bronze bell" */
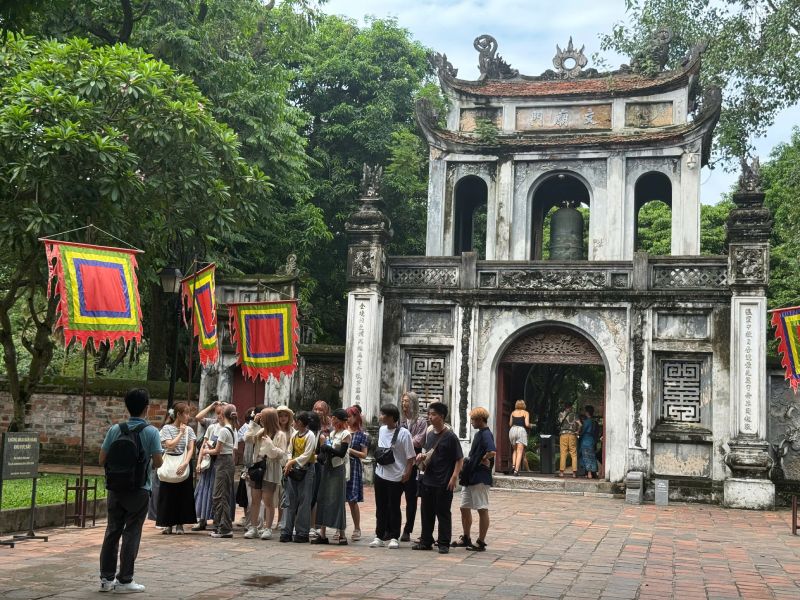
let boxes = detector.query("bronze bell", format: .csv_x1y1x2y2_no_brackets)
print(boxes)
549,202,584,260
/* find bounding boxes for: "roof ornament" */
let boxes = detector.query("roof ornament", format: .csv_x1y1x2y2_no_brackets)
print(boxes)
360,163,383,199
631,27,673,74
737,156,762,194
474,34,518,80
552,37,588,79
428,51,458,79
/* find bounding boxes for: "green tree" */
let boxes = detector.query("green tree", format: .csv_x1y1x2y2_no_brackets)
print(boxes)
600,0,800,160
763,129,800,312
293,15,432,341
0,35,270,430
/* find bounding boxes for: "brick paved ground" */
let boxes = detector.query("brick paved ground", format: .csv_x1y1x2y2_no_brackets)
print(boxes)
1,488,799,599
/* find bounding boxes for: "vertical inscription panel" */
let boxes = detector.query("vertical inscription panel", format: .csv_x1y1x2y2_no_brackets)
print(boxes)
735,298,766,436
661,361,702,423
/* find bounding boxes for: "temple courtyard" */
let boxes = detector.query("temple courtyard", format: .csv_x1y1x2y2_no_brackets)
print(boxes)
1,488,799,599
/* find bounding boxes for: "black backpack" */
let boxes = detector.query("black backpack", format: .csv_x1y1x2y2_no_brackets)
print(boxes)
105,422,148,492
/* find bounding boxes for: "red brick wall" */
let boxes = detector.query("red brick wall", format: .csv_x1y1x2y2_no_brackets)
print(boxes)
0,389,197,465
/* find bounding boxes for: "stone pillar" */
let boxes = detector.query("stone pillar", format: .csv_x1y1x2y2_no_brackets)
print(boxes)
342,165,393,424
426,148,446,256
724,158,775,509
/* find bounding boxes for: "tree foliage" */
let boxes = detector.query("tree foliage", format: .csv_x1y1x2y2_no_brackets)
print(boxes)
600,0,800,161
0,35,269,430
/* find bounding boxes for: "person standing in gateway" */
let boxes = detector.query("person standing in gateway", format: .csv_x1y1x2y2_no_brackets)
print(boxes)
98,388,164,593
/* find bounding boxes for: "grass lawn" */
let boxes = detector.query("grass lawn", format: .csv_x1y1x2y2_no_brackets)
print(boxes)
1,473,107,510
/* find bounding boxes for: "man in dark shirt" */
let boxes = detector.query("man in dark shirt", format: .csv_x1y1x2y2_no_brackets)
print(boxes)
453,407,496,552
412,402,463,554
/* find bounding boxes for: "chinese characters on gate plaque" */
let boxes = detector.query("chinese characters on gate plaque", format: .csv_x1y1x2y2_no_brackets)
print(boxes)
742,306,755,434
353,301,367,406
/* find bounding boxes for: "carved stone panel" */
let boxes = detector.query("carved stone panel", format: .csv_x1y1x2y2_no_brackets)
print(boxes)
651,265,727,288
347,244,382,283
625,102,674,128
402,307,454,336
655,312,710,340
661,361,702,423
389,266,459,288
515,104,611,131
729,244,768,286
768,373,800,481
496,269,608,290
406,352,449,413
459,107,502,132
501,328,603,365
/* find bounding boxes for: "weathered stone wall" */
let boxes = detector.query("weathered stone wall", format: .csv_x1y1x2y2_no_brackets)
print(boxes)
0,380,193,464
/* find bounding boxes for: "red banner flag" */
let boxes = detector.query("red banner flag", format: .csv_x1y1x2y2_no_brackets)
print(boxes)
228,301,298,382
44,241,143,348
770,305,800,392
181,263,219,367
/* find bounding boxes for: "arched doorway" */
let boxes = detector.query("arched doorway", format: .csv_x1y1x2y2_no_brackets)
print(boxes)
530,173,590,260
496,325,606,476
634,171,672,254
453,175,488,258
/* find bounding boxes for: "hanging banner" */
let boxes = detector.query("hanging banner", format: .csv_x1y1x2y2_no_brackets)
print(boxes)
181,263,219,367
228,301,298,382
770,305,800,392
44,241,143,349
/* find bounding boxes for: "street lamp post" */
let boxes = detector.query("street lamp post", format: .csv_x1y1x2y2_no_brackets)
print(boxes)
158,266,183,410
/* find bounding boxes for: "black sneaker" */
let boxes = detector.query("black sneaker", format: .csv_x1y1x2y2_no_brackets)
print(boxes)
279,535,292,543
310,536,329,545
210,530,233,538
293,535,310,543
438,545,450,554
411,542,433,551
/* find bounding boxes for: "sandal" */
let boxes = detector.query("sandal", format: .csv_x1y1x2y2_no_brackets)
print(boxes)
466,539,487,552
310,536,329,545
351,529,361,541
451,535,472,548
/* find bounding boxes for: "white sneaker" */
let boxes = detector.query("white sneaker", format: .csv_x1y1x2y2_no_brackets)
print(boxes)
260,528,272,540
388,538,400,549
368,537,386,548
99,578,116,592
309,527,319,539
113,581,145,593
244,527,258,539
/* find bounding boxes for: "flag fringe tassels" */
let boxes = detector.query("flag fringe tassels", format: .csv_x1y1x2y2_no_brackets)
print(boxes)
44,241,143,349
770,305,800,392
228,301,299,382
181,263,219,367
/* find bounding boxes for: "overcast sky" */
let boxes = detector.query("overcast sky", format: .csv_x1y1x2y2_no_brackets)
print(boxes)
323,0,800,204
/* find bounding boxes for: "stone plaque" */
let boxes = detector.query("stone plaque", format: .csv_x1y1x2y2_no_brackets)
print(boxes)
655,313,709,340
625,102,673,128
2,432,40,480
655,478,669,506
403,307,453,336
653,442,710,477
515,104,611,131
734,298,765,436
459,107,502,132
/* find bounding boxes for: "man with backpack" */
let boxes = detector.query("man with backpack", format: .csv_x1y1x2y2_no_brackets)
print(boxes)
98,388,164,593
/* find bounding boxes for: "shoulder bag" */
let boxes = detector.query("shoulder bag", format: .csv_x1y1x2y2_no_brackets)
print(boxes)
157,427,190,483
420,426,451,472
374,426,400,466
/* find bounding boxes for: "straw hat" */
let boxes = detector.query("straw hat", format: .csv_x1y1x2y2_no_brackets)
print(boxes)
275,405,294,419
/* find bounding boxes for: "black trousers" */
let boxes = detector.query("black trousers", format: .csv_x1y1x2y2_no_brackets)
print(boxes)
100,489,149,584
402,465,419,535
374,474,404,541
419,482,453,548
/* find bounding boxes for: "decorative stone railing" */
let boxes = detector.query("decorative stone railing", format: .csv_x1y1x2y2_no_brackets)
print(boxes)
385,254,730,293
648,257,728,289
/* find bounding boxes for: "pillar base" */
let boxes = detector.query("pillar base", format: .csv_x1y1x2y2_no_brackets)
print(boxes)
723,478,775,510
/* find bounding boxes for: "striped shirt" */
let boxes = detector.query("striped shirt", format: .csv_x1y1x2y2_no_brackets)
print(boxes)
160,424,197,455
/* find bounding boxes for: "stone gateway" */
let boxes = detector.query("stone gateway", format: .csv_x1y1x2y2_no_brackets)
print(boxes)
343,35,774,508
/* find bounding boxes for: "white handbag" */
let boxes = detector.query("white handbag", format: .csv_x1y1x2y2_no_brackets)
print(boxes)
157,428,190,483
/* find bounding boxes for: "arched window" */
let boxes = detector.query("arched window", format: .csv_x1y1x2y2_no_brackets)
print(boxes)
453,176,488,258
530,173,590,260
634,172,672,254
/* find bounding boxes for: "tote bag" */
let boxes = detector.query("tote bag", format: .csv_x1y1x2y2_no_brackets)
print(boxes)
157,427,190,483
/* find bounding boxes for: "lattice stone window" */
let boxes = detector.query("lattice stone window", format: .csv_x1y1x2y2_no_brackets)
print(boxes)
661,360,702,423
406,352,448,413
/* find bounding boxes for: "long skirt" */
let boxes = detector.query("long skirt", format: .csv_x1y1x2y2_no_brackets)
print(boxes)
580,445,598,473
315,463,347,531
194,459,216,521
156,468,197,526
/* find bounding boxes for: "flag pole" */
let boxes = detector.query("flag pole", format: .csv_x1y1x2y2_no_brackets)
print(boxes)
185,258,198,408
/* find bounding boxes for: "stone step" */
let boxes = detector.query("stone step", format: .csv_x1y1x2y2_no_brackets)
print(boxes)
492,474,624,498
